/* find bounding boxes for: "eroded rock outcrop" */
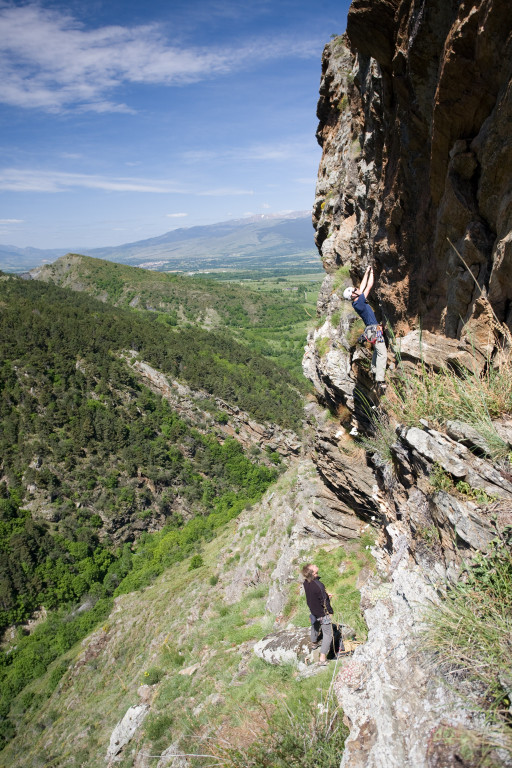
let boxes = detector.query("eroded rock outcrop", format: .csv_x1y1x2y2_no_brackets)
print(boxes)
128,356,302,461
313,0,512,340
106,704,149,765
306,0,512,579
304,2,512,766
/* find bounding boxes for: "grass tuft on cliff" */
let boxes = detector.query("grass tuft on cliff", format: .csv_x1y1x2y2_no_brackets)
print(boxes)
362,349,512,464
422,527,512,760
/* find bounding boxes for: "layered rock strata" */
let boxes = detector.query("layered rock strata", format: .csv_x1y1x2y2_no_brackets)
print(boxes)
313,0,512,339
304,2,512,765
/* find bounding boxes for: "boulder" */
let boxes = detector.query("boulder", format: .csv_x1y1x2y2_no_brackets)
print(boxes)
106,704,149,764
254,625,354,670
253,628,313,671
395,330,486,373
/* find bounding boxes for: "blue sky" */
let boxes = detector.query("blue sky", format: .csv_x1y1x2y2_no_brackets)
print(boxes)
0,0,351,249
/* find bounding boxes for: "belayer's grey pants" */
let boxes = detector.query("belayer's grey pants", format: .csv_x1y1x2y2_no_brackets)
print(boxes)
310,614,333,656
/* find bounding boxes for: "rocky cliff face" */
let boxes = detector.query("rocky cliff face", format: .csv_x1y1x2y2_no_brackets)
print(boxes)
313,0,512,340
304,2,512,766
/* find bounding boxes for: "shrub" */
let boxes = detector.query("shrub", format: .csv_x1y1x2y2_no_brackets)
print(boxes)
143,667,165,685
316,337,330,359
188,554,204,571
145,713,173,741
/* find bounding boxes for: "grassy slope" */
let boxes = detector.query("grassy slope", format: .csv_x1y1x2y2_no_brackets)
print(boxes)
1,462,373,768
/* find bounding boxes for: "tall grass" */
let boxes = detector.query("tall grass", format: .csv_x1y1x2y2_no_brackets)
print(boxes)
422,528,512,757
194,688,348,768
363,349,512,463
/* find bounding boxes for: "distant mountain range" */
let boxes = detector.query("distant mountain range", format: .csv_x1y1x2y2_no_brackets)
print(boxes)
0,212,317,273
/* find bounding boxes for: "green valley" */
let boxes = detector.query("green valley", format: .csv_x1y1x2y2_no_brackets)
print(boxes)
30,253,322,379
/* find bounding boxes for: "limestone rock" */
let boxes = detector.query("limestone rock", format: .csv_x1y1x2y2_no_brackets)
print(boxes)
106,704,149,764
156,744,190,768
253,628,313,670
400,424,512,499
336,555,476,768
396,330,486,373
433,491,496,552
445,419,493,456
313,1,512,344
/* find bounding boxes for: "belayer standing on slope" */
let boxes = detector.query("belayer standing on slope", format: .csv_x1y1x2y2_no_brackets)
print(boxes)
302,563,341,666
343,265,387,392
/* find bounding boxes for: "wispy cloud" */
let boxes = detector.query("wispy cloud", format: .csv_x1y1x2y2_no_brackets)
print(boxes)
182,140,317,164
0,218,23,223
0,168,184,193
0,168,254,197
166,213,188,218
0,4,321,114
198,187,253,197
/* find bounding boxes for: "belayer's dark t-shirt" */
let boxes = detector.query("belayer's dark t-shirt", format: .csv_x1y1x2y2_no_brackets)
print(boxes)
353,294,378,326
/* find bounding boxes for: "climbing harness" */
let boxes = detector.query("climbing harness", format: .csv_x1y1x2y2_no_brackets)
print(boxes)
358,323,384,345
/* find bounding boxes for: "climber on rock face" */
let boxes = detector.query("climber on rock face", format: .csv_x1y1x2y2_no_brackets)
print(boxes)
343,266,387,391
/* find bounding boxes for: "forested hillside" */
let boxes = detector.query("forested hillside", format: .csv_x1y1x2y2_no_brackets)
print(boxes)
30,253,319,378
0,272,304,648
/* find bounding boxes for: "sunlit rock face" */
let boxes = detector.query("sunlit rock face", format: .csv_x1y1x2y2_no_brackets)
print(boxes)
304,3,512,766
305,0,512,525
312,0,512,344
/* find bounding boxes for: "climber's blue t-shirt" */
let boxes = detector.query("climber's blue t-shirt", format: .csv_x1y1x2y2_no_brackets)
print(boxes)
353,294,378,326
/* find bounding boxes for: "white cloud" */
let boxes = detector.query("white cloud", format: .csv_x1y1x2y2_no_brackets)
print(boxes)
166,213,188,218
182,139,317,164
0,168,184,193
0,218,23,223
0,4,322,114
198,188,253,197
0,169,253,197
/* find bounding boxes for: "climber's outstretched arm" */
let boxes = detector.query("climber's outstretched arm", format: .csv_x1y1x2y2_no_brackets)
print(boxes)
359,266,374,298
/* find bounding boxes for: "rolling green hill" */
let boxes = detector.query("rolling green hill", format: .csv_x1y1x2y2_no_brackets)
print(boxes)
30,253,319,379
0,273,305,639
0,267,321,758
